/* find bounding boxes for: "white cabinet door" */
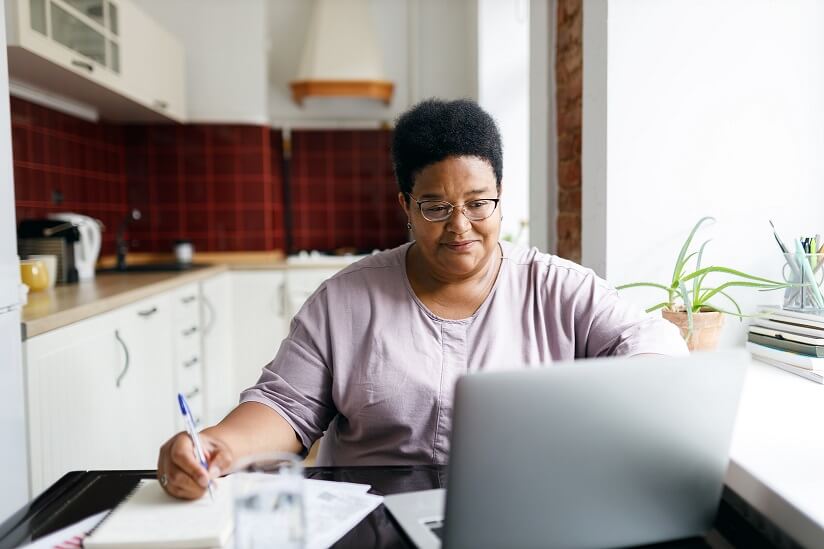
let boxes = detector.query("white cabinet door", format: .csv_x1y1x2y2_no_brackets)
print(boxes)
117,0,185,120
231,268,343,396
285,268,339,320
113,294,176,470
25,309,123,495
231,271,288,397
6,0,123,88
200,272,235,426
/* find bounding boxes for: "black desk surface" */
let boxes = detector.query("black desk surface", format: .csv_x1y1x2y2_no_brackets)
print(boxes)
0,466,782,549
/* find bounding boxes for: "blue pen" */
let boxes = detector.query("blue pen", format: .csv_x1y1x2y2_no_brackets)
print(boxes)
178,392,214,500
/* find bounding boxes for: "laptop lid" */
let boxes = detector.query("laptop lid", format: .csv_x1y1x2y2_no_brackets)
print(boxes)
442,350,748,549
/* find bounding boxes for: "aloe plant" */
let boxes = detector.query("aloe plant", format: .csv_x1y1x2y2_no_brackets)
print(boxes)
616,217,787,335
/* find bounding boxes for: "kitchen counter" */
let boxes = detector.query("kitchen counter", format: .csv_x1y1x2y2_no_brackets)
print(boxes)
21,265,227,339
21,252,367,339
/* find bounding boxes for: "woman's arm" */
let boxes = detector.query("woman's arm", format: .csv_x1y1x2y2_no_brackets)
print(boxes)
206,401,302,457
157,402,302,499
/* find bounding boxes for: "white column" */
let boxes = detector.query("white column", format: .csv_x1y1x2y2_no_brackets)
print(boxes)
477,0,531,246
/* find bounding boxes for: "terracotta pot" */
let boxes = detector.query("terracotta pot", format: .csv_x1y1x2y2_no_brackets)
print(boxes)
661,307,725,352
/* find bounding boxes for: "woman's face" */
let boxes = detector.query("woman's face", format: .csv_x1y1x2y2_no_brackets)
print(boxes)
399,155,501,281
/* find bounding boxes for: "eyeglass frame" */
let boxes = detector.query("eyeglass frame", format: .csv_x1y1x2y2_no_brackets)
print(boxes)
405,193,501,222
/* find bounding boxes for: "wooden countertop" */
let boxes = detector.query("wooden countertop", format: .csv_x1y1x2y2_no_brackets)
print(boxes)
21,252,365,340
22,265,227,339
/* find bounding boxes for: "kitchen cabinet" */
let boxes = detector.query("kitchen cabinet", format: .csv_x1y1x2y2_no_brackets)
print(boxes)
134,0,267,124
200,272,235,426
24,308,122,496
168,283,203,430
117,0,185,121
22,266,349,496
230,267,343,396
112,294,176,470
24,291,180,495
285,267,340,320
230,271,288,397
4,0,186,122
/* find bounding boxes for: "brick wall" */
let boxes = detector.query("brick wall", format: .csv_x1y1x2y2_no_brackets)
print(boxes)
555,0,582,263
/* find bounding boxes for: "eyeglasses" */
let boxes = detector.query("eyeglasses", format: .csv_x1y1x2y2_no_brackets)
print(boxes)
407,194,500,222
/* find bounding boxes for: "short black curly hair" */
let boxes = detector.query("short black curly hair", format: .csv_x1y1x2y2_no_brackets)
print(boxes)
392,98,503,199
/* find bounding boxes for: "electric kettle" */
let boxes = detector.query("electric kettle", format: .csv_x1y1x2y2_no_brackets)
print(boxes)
47,213,103,280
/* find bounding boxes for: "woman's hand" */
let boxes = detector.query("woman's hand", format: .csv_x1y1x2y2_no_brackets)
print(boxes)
157,402,303,499
157,431,233,500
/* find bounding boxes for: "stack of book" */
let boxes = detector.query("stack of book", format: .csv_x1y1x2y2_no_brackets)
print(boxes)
747,306,824,383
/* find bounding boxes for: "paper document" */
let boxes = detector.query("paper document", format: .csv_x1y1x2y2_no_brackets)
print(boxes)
46,477,379,549
303,480,384,549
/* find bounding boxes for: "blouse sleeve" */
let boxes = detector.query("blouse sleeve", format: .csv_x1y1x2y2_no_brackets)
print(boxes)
569,270,689,358
239,285,338,452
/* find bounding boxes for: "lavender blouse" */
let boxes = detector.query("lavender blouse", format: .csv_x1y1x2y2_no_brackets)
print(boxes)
240,241,688,466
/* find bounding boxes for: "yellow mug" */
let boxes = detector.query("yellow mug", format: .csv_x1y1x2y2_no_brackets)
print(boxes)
20,259,48,292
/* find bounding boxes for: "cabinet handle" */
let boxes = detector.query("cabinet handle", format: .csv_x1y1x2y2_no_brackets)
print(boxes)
114,329,130,388
201,294,215,335
181,295,196,304
154,99,169,110
185,387,200,399
276,281,286,317
183,356,199,368
182,325,198,336
71,59,94,72
138,306,158,317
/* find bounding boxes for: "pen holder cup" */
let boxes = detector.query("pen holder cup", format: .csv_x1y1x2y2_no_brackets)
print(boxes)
782,253,824,312
231,452,305,549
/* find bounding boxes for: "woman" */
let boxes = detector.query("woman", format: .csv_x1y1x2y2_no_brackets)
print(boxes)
157,99,687,499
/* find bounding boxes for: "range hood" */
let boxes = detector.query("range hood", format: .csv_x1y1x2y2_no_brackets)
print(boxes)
290,0,394,106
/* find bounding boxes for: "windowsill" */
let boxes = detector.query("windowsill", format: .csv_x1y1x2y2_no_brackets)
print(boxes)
726,358,824,547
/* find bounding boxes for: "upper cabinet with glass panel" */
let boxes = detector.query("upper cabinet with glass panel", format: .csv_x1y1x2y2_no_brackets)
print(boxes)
26,0,120,74
4,0,185,122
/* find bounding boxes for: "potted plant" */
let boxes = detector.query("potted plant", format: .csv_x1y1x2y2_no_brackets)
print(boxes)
616,217,787,351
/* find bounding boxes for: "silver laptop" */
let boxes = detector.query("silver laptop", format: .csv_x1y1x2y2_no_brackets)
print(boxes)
384,351,748,549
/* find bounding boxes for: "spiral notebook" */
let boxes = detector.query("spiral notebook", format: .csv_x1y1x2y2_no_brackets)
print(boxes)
83,478,233,549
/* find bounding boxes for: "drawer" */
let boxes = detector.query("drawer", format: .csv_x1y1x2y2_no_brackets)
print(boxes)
176,355,203,393
174,328,201,361
170,284,200,327
173,341,203,368
176,320,200,341
179,383,203,406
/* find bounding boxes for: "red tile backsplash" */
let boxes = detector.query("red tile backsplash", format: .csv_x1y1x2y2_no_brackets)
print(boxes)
290,129,406,252
11,96,127,255
11,97,406,256
122,124,286,253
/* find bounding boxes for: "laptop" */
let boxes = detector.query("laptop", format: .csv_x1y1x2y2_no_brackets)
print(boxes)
384,350,748,549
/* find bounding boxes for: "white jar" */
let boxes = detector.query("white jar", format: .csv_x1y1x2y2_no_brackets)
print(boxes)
174,240,194,265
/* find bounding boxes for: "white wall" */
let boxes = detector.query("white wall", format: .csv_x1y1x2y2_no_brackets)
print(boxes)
136,0,270,124
583,0,824,347
477,0,530,245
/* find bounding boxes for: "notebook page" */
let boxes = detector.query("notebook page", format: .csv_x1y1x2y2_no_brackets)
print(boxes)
84,479,232,549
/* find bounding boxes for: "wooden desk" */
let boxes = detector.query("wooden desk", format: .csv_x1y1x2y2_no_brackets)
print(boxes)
0,466,781,548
